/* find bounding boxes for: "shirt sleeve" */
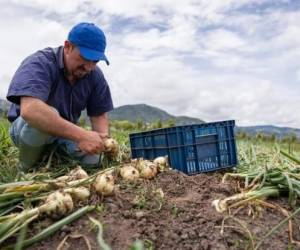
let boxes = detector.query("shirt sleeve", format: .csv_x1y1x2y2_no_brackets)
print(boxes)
6,52,54,105
86,67,114,117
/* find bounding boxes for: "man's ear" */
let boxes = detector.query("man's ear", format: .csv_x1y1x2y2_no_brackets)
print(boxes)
64,40,74,52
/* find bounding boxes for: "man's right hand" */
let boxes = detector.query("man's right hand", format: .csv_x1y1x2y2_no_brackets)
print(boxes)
78,131,104,154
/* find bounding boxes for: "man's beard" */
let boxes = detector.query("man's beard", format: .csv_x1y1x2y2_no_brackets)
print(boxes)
64,68,87,80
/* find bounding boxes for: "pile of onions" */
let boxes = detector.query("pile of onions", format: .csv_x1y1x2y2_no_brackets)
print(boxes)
93,173,115,196
120,165,140,181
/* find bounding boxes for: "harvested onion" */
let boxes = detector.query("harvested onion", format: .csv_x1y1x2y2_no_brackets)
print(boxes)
94,173,115,196
68,166,89,179
139,162,158,179
211,199,226,213
132,158,145,171
65,187,90,201
120,165,140,181
41,191,74,218
103,138,119,158
56,166,88,182
153,156,169,172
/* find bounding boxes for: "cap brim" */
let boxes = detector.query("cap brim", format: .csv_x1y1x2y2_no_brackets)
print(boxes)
78,46,109,65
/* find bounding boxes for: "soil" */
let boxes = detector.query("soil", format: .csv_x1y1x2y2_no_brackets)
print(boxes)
15,170,300,249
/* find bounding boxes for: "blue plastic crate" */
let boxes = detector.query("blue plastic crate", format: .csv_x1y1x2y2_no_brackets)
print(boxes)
129,120,238,175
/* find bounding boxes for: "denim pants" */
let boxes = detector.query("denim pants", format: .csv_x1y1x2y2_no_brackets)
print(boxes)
9,116,100,171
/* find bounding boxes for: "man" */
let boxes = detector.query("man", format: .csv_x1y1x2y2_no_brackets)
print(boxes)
6,22,113,171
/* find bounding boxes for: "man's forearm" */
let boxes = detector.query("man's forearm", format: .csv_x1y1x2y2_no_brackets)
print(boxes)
90,113,110,137
20,97,86,143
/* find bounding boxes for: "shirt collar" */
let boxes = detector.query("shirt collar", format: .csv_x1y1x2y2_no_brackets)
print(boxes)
57,46,64,70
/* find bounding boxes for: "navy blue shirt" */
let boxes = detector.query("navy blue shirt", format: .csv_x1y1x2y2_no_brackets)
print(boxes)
6,46,113,123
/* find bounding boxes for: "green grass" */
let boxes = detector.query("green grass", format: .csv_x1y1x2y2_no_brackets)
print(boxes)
0,119,137,183
237,137,300,156
1,118,300,184
0,119,18,183
236,139,300,174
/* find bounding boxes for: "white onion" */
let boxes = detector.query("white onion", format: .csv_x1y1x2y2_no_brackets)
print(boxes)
153,156,169,172
120,165,140,181
40,191,74,218
139,162,158,179
211,199,227,213
132,158,145,172
154,188,164,199
104,138,119,158
55,166,88,182
65,187,90,201
94,173,115,196
68,166,89,180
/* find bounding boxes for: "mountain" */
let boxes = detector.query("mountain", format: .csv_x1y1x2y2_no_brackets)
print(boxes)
108,104,204,125
236,125,300,139
108,104,300,138
0,98,299,138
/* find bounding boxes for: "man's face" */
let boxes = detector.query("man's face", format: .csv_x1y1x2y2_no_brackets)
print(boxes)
64,41,98,79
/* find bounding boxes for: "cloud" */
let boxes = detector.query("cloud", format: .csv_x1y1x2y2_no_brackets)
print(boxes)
0,0,300,128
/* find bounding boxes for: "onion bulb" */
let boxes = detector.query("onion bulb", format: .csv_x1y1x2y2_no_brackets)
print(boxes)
212,199,227,213
132,158,145,171
103,138,119,158
94,173,115,196
40,191,74,218
139,162,158,179
153,156,169,172
69,166,88,179
154,188,164,199
120,165,140,181
65,187,90,201
56,166,88,182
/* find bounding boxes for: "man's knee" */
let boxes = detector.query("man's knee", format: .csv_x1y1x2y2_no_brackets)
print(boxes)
10,114,56,147
9,116,54,172
20,123,52,146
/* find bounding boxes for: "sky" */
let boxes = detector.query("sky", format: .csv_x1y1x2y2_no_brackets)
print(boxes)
0,0,300,128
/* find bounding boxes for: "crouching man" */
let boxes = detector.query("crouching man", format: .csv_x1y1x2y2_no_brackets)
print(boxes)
6,22,113,171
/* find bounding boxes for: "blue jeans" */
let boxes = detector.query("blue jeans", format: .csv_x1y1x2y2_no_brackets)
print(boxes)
9,116,100,171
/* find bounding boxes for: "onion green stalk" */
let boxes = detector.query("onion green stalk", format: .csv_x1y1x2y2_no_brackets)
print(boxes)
280,150,300,165
3,205,95,250
0,181,34,193
0,167,114,210
0,191,74,244
212,187,280,213
254,206,300,250
89,216,111,250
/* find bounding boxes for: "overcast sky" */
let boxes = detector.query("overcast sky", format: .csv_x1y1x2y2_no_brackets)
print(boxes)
0,0,300,128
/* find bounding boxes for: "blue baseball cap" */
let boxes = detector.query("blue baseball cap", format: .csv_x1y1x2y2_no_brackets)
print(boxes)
68,22,109,65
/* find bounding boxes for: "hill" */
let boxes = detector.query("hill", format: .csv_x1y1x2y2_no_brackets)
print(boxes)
236,125,300,139
109,104,300,138
108,104,204,125
0,98,299,138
